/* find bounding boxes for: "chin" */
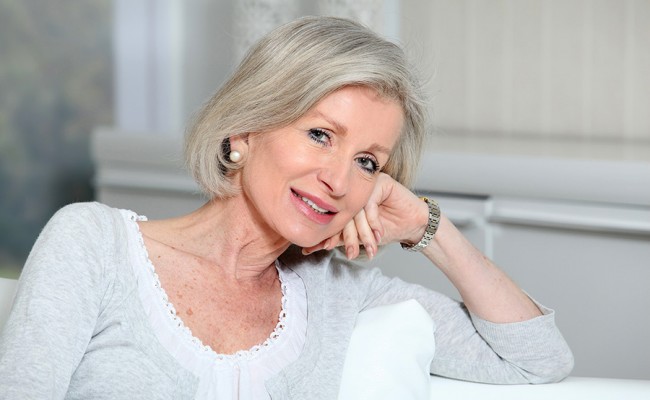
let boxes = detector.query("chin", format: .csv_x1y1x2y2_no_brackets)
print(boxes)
288,237,325,249
276,217,345,250
281,229,331,250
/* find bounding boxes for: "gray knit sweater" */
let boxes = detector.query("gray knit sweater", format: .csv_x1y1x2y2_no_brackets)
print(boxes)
0,202,573,399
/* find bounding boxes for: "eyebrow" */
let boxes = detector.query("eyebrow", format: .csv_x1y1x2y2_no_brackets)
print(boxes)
311,110,393,156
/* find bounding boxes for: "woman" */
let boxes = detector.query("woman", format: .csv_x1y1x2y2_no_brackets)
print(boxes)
0,16,573,399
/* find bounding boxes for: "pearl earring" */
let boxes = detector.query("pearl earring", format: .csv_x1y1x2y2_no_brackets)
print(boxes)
229,150,242,163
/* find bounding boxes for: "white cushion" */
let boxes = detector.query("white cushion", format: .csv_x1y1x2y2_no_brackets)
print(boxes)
339,299,435,400
429,375,650,400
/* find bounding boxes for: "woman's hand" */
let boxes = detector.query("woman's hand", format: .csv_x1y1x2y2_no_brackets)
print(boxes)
302,173,429,259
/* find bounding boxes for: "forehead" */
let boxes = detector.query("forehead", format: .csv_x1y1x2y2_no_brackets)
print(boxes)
308,86,404,134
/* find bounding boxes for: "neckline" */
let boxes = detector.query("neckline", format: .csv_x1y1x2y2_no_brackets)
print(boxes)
125,210,291,363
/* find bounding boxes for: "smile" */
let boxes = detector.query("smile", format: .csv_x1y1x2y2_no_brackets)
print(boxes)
300,196,330,214
290,189,337,216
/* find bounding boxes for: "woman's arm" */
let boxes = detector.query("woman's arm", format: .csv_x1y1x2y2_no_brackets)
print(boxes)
419,213,542,323
305,173,574,382
0,203,109,399
356,266,574,384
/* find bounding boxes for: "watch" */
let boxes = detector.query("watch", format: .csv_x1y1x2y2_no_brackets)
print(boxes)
401,197,441,252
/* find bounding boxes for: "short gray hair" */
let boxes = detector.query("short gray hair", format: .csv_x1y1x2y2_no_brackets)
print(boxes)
185,16,427,198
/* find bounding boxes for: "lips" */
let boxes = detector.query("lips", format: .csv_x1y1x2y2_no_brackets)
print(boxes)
291,189,337,213
298,194,330,214
290,188,338,224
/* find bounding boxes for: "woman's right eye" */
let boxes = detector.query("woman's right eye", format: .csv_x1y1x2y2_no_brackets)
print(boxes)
308,128,331,146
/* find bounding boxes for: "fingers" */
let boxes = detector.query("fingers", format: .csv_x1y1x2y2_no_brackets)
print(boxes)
342,219,361,259
340,209,380,260
301,210,379,261
353,209,379,260
362,200,384,245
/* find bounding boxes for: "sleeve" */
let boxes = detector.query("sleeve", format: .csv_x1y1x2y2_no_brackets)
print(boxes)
358,266,574,385
0,202,113,399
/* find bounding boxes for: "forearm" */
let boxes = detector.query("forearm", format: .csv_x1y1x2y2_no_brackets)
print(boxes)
421,214,542,323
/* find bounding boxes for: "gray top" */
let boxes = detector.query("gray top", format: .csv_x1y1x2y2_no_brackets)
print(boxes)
0,202,574,399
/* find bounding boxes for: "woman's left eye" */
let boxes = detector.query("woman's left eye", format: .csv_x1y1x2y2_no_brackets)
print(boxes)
308,128,330,145
356,156,379,174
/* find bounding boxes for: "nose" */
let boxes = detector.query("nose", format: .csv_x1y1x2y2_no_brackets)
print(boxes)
318,156,351,197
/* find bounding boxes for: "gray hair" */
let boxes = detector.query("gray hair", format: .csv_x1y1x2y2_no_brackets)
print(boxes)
185,16,427,198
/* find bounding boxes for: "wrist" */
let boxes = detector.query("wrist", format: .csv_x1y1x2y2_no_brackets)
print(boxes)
401,197,441,252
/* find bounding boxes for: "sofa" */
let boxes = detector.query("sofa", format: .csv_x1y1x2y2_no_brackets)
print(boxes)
1,277,649,398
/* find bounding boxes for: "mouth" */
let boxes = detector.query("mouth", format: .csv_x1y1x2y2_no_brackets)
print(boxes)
291,189,337,215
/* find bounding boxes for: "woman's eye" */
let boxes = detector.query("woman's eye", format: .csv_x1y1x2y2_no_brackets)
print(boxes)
308,128,330,145
356,156,379,174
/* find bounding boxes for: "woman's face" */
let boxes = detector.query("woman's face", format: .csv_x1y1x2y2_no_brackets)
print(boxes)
235,86,403,247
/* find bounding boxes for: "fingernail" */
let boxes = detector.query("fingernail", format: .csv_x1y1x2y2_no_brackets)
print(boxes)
366,245,375,260
302,248,311,255
323,239,331,250
346,246,354,259
373,229,381,244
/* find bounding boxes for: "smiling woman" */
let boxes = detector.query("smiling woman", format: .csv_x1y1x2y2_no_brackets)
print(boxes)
0,16,573,399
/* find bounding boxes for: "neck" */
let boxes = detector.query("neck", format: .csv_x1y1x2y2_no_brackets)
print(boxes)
164,196,291,282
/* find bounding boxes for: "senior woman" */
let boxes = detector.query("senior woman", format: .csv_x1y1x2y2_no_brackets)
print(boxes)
0,16,573,399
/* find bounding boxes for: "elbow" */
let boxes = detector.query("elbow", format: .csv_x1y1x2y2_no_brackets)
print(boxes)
528,350,575,384
551,350,575,383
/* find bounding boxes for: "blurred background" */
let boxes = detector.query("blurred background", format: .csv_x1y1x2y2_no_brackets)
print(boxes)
1,0,649,380
0,1,112,279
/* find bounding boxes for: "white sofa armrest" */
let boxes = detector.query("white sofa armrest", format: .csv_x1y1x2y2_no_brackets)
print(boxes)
429,375,650,399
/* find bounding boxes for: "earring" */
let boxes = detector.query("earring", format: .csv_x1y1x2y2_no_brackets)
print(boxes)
229,150,242,163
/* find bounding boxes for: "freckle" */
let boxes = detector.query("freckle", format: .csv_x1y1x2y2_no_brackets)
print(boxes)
177,293,183,299
186,307,193,316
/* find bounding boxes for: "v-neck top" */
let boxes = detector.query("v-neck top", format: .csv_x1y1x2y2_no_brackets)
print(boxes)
123,209,308,399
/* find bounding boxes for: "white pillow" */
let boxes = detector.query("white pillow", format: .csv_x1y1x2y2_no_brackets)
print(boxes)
339,299,436,400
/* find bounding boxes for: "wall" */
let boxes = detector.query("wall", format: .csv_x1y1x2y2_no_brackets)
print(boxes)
401,0,650,141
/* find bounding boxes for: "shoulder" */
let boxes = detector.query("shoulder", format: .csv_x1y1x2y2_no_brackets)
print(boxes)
28,202,130,270
16,202,131,309
49,201,118,224
280,246,387,298
43,201,131,238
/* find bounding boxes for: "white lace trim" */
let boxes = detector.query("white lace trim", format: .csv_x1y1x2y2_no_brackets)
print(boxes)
128,212,290,362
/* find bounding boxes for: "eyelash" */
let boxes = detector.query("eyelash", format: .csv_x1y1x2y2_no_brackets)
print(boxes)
308,128,330,145
307,128,380,175
356,156,380,174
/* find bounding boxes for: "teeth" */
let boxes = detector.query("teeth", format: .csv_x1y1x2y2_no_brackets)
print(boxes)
301,196,329,214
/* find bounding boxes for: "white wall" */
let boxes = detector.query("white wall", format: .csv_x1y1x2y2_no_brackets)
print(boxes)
401,0,650,141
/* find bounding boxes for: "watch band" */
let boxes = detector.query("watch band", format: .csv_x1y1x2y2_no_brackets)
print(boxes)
401,197,441,252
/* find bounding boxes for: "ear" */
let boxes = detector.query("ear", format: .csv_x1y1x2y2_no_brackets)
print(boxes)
228,133,250,156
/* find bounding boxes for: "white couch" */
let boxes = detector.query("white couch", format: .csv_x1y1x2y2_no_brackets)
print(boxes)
428,375,650,399
2,277,649,398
